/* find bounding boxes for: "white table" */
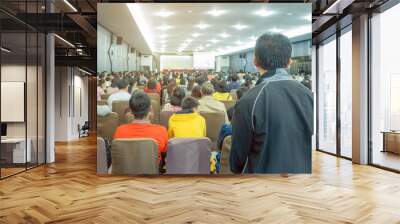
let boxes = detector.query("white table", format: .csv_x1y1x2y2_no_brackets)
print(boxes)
1,138,32,163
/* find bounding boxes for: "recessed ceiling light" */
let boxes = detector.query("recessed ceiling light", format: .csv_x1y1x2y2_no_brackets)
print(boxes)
287,13,293,16
155,10,174,17
219,32,230,38
249,35,257,41
205,43,211,47
232,24,248,30
196,23,210,30
188,10,193,13
253,9,274,17
184,38,193,43
192,33,201,37
207,9,226,17
270,27,283,33
198,46,204,50
160,34,168,39
235,41,243,45
157,25,172,31
160,39,167,44
209,39,220,43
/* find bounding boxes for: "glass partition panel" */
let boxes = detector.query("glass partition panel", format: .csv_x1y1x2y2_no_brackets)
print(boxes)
339,28,352,158
317,36,337,154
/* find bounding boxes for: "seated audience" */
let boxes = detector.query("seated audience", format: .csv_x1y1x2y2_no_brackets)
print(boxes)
144,79,161,93
97,80,105,100
213,80,232,101
168,97,206,138
227,74,241,91
198,83,229,123
113,92,168,162
191,85,202,100
162,86,185,112
107,79,131,109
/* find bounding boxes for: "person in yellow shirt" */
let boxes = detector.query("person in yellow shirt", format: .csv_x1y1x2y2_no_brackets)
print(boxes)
168,96,206,138
212,80,232,101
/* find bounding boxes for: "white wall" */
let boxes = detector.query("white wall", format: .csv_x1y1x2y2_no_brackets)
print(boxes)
216,56,230,72
55,67,89,141
97,24,141,72
141,54,153,71
160,55,193,70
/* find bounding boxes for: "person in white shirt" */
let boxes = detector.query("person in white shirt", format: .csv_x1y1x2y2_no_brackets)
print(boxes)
107,79,131,109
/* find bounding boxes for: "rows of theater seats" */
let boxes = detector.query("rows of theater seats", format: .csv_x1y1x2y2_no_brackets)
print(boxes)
97,89,236,175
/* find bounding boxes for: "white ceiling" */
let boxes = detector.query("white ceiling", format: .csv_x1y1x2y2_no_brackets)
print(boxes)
103,3,311,55
98,3,151,54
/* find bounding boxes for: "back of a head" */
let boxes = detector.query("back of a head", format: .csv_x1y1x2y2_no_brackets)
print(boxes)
217,80,228,93
231,74,239,82
117,79,128,90
129,92,151,119
255,33,292,70
191,85,202,99
170,86,186,107
201,82,214,96
147,79,157,90
181,96,199,110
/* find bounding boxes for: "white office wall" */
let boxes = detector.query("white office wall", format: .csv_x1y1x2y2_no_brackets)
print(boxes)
160,55,193,70
55,67,89,141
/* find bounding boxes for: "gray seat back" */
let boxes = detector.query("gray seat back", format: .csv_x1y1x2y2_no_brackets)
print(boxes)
166,138,211,174
111,138,158,175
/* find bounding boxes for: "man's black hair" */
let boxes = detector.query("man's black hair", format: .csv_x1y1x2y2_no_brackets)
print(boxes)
254,33,292,70
129,91,151,119
181,96,199,110
147,79,157,90
231,74,239,82
116,79,128,89
170,86,186,107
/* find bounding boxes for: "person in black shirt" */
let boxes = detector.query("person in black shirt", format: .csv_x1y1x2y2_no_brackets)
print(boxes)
230,33,313,174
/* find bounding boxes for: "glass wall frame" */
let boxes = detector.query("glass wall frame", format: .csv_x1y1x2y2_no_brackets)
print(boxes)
315,24,353,160
369,1,400,173
0,0,47,180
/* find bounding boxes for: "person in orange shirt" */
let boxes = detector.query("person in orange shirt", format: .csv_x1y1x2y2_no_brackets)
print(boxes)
144,79,161,94
113,91,168,168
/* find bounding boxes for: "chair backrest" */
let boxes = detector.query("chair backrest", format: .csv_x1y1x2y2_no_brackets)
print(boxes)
97,137,108,174
112,100,130,124
97,112,119,142
111,138,158,175
97,100,108,105
220,100,236,110
220,135,232,174
101,93,110,100
151,99,161,124
166,138,211,174
147,93,160,104
230,90,238,101
160,111,175,129
200,112,226,144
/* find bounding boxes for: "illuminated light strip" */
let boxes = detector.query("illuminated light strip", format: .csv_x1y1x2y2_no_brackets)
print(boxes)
54,34,75,48
63,0,78,12
1,47,11,53
78,67,92,75
127,4,154,53
323,0,343,14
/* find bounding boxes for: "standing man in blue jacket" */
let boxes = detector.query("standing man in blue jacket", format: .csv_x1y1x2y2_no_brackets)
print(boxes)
230,33,313,174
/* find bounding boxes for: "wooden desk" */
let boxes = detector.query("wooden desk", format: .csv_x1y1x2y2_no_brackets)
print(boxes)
382,131,400,154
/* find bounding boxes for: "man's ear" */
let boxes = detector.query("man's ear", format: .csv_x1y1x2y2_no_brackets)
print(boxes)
287,59,293,67
253,55,260,68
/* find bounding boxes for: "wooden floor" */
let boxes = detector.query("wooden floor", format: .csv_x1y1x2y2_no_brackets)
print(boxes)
1,136,400,223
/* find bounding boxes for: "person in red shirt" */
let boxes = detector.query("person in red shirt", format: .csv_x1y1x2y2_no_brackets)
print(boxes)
144,79,161,94
114,91,168,167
